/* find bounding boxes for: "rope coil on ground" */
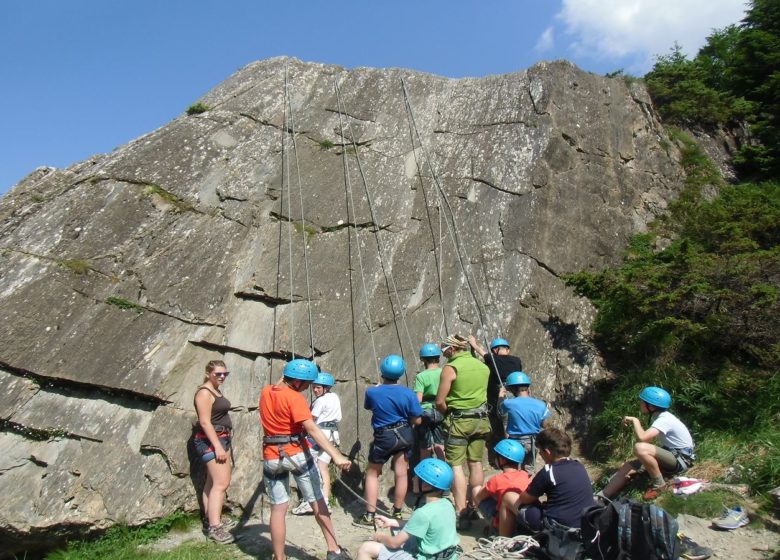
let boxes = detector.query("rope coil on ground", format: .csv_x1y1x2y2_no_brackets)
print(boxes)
459,536,540,560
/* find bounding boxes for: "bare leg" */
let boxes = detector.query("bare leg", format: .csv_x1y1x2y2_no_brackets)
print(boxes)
392,452,409,509
601,460,639,499
364,463,383,513
357,541,383,560
635,443,663,481
204,459,231,526
318,460,332,504
270,502,289,560
451,464,467,513
499,491,521,537
467,459,484,503
312,498,340,552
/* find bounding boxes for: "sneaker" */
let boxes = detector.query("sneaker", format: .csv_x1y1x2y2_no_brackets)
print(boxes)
466,504,480,520
202,516,237,532
391,506,403,520
207,524,235,544
356,512,375,527
456,511,472,531
679,534,713,560
292,501,314,515
327,548,352,560
712,506,749,530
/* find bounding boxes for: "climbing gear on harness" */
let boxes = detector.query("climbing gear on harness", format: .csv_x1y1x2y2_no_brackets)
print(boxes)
639,386,672,409
490,338,510,350
429,544,462,560
505,371,531,387
420,343,442,358
494,438,526,464
449,406,488,419
314,372,335,387
284,359,318,381
414,458,454,491
380,354,406,379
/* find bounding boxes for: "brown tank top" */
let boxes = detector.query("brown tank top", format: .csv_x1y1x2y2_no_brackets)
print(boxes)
195,387,232,429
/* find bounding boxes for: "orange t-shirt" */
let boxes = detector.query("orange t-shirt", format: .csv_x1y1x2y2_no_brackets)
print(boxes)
485,470,531,526
260,384,313,460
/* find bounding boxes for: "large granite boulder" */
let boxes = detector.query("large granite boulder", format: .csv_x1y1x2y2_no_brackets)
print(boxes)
0,57,683,552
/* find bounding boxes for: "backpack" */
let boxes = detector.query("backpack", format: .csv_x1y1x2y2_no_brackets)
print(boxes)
580,499,680,560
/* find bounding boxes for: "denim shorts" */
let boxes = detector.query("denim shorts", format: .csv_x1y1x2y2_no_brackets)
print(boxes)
377,540,418,560
368,424,414,465
194,434,231,463
263,451,323,505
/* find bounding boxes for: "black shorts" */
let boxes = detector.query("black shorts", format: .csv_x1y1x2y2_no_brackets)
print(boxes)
368,424,414,465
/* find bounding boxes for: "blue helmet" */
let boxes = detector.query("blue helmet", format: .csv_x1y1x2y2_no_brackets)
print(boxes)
639,386,672,409
284,359,318,381
506,371,531,386
419,343,441,359
494,439,526,464
380,354,406,379
490,337,510,350
314,372,335,387
414,458,454,491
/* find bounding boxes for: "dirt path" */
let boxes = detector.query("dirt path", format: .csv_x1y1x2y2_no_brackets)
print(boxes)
151,494,780,559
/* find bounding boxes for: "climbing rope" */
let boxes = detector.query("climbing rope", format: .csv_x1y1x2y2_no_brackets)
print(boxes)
400,78,505,387
284,66,317,359
282,65,297,357
459,536,540,560
335,79,418,381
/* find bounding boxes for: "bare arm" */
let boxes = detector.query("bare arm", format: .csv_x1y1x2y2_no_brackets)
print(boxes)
373,528,411,549
623,416,660,443
467,335,487,359
416,391,424,403
195,388,228,462
516,490,538,506
435,365,456,414
302,419,351,470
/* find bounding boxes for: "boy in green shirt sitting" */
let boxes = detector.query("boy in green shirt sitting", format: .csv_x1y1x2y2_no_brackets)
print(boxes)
356,458,460,560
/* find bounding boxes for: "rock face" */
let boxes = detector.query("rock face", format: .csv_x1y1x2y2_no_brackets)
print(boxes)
0,57,683,551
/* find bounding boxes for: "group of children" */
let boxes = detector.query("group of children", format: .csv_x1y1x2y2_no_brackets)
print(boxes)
195,335,696,560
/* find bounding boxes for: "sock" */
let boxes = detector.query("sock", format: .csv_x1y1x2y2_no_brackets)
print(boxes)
651,476,665,488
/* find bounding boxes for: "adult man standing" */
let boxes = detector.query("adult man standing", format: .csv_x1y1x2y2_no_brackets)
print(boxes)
468,335,523,462
435,334,491,530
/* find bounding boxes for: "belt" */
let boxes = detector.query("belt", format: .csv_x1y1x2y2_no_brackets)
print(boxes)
375,421,408,433
450,406,487,419
318,421,339,429
263,433,305,445
195,425,232,438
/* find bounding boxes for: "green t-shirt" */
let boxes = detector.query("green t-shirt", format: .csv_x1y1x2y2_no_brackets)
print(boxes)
403,498,459,560
414,367,442,410
445,351,489,410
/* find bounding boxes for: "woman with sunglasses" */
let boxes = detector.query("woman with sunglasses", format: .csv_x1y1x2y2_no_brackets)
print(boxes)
193,360,236,544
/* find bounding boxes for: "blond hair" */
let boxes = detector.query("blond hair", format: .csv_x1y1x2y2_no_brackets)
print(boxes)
202,360,227,383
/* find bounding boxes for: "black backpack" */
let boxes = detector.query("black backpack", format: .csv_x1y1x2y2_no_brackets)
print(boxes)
580,499,680,560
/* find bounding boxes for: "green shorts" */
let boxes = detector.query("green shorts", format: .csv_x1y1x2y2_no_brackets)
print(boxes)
444,415,491,466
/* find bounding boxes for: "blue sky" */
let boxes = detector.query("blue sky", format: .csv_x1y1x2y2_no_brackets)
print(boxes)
0,0,747,195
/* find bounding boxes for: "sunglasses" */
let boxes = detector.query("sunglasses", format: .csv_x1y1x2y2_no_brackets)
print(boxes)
213,371,230,378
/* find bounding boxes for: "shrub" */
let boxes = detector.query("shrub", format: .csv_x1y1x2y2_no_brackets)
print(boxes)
186,102,209,115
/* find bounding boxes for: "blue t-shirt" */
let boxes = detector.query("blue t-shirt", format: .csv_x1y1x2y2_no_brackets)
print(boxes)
526,458,594,528
364,384,423,430
502,396,551,436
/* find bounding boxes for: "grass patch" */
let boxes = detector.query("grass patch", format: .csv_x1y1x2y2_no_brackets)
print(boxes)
319,139,334,150
30,193,46,203
657,489,748,519
293,221,318,238
44,512,217,560
58,259,91,275
105,296,144,314
143,185,191,212
186,103,209,115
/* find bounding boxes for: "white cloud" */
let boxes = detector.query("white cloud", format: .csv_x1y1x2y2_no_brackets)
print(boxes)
535,26,555,53
556,0,748,72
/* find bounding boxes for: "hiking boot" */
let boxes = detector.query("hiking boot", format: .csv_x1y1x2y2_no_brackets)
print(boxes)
327,548,352,560
466,504,480,520
712,506,749,530
391,506,404,520
207,523,235,544
456,510,472,531
292,500,314,515
202,516,237,533
679,534,713,560
356,512,376,527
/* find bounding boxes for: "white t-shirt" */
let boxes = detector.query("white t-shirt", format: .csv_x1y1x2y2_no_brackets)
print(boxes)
651,411,694,450
311,392,342,425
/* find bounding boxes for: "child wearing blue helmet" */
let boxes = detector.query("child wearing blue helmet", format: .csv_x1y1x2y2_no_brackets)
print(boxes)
356,458,460,560
361,355,423,526
600,386,695,501
501,371,551,474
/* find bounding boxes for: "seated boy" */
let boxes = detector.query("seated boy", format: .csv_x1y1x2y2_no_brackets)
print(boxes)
600,386,695,501
357,458,460,560
471,439,530,534
499,428,594,537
